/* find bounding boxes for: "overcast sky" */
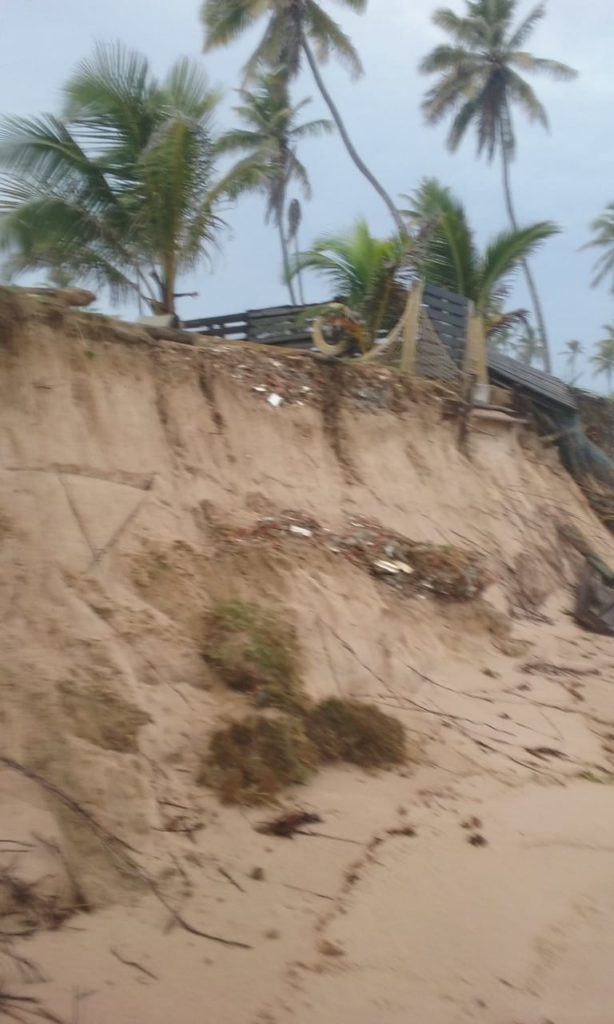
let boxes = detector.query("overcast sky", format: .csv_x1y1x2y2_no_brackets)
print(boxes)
2,0,613,384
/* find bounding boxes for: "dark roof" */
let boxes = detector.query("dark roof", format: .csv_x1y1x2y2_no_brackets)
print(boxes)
487,350,577,413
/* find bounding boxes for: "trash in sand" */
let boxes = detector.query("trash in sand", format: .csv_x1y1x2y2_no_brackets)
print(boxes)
289,525,313,538
252,385,267,393
372,559,414,576
267,393,284,408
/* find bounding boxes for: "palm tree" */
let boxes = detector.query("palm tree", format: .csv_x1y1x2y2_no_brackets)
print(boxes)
585,203,614,293
0,43,228,316
591,326,614,393
514,323,544,366
288,218,408,339
218,70,332,304
200,0,405,234
404,178,558,334
564,338,583,383
419,0,577,373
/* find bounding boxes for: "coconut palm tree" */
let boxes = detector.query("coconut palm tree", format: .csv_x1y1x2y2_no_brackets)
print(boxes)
288,219,408,340
218,71,332,304
591,326,614,393
404,178,558,334
419,0,577,372
564,338,583,383
585,203,614,294
0,43,230,316
200,0,405,234
513,323,544,366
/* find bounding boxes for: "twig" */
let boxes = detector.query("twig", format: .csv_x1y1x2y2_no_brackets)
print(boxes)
0,758,251,952
294,830,364,846
153,892,252,949
217,867,245,893
282,883,335,902
110,947,158,981
32,834,90,915
0,758,138,865
0,991,67,1023
0,942,46,983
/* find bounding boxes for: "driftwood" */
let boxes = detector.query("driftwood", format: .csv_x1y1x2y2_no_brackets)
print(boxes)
141,324,197,346
21,287,96,308
256,811,322,839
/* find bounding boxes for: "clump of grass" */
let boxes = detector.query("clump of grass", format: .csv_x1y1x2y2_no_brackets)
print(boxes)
203,599,306,711
201,716,318,805
306,698,406,769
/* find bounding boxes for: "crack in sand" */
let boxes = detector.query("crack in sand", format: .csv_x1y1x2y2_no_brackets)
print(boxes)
4,464,155,490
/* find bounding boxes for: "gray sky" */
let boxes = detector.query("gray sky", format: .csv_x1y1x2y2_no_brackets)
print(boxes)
2,0,613,384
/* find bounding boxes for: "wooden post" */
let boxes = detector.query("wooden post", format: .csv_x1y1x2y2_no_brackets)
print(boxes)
464,305,488,385
400,280,424,376
457,372,476,455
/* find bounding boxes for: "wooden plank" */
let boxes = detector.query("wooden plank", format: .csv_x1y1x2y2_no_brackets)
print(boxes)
182,312,249,330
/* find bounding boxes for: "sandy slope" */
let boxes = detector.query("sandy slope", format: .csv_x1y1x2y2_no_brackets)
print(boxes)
1,301,614,1023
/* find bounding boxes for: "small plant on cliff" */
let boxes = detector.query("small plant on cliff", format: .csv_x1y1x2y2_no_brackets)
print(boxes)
203,599,307,711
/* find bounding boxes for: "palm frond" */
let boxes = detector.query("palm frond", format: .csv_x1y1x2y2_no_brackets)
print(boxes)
506,70,548,128
510,52,577,81
584,203,614,293
289,218,407,334
162,58,222,119
304,0,364,78
405,177,478,297
477,220,558,313
508,3,545,49
201,0,260,50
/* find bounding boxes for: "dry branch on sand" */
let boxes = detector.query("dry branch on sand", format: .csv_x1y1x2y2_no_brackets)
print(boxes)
0,758,250,951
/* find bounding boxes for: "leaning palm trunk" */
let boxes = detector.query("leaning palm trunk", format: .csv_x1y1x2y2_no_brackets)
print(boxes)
501,144,552,374
301,36,405,237
277,214,297,305
294,234,306,304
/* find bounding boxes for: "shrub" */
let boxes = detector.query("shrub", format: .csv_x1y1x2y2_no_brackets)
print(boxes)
306,698,406,768
203,599,306,711
201,715,318,805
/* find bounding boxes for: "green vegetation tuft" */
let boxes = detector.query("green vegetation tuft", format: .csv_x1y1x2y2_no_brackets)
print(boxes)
203,599,306,712
202,715,318,805
306,697,406,769
200,696,407,804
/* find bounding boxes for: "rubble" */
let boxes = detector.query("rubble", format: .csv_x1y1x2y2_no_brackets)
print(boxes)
203,340,458,413
222,512,486,600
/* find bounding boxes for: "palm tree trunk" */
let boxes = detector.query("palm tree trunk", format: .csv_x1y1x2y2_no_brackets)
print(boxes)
301,36,405,238
294,233,306,305
277,214,297,305
500,143,552,374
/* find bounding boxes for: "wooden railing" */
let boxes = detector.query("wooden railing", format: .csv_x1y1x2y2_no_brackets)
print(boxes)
182,304,321,348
